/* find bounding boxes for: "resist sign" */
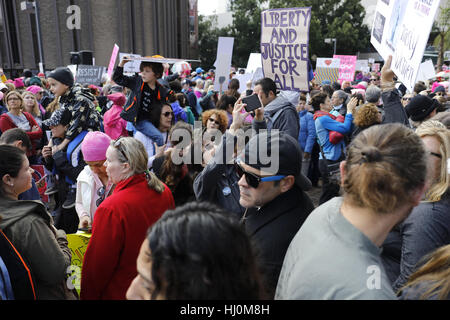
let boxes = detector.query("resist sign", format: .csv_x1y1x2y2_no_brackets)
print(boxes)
261,7,311,92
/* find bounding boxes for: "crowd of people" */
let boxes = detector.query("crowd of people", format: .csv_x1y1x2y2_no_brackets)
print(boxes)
0,53,449,300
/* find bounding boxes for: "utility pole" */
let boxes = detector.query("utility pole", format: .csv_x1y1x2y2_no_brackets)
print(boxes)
21,1,45,73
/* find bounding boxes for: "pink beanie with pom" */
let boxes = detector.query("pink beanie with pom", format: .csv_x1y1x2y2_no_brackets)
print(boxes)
81,131,112,162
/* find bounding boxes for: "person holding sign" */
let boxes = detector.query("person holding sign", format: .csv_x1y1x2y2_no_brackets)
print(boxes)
113,57,171,148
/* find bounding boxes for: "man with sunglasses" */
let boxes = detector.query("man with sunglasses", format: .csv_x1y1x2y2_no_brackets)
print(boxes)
238,130,314,298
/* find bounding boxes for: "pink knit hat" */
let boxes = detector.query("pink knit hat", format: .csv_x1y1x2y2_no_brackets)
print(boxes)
27,85,44,95
107,92,126,107
81,131,112,162
14,78,25,88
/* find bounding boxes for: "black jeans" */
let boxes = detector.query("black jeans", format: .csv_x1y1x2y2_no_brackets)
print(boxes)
318,158,341,205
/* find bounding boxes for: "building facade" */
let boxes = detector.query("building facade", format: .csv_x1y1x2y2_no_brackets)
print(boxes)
0,0,197,78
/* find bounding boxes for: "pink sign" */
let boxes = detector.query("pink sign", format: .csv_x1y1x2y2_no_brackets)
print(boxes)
107,44,120,78
333,55,357,83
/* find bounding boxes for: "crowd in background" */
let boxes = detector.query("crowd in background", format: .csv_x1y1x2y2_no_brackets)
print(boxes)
0,55,449,300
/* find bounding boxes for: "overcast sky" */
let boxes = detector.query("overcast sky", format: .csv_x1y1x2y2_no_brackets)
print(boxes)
198,0,228,16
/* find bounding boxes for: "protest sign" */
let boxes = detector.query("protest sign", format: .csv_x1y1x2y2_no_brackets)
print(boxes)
246,53,262,74
233,73,254,93
314,58,340,84
370,0,441,92
75,65,106,86
213,37,235,93
355,60,370,73
261,7,311,92
416,59,436,82
67,231,92,295
333,55,357,83
372,63,381,72
119,53,142,74
107,44,120,78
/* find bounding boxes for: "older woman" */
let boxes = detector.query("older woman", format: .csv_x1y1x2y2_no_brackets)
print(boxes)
76,132,114,232
382,121,450,293
0,145,75,299
81,137,175,300
202,109,229,135
134,102,174,169
0,91,43,162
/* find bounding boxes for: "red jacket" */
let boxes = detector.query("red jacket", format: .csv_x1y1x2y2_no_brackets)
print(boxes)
0,112,43,156
80,174,174,300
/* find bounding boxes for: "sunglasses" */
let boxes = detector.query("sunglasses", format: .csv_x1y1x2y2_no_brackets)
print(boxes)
96,186,106,207
402,97,412,101
208,118,220,125
163,111,174,118
234,159,285,189
113,139,129,162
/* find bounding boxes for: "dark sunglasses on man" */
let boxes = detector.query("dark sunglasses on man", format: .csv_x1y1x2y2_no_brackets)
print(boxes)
234,159,285,189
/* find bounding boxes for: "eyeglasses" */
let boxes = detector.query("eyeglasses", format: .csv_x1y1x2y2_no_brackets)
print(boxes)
428,151,442,159
96,186,106,207
208,118,220,125
370,78,377,82
234,159,285,189
113,139,129,162
163,112,174,118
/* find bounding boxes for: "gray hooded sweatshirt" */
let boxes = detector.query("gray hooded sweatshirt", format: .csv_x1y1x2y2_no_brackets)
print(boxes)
252,94,300,140
0,198,75,300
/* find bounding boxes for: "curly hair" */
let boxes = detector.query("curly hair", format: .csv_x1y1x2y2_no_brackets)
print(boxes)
201,109,229,134
353,103,381,129
147,202,267,300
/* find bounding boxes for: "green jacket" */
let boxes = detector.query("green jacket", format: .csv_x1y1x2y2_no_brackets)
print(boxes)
0,198,75,300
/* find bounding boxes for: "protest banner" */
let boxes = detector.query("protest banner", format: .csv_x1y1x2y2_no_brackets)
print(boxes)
75,65,106,86
372,63,381,72
67,231,92,295
119,53,142,74
314,58,340,84
261,7,311,92
107,44,120,78
333,54,357,83
370,0,441,92
213,37,235,93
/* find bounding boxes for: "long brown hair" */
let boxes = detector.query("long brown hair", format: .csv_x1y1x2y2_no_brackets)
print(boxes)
399,244,450,300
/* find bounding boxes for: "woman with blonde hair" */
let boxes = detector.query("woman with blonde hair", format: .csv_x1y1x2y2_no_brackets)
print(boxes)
22,91,43,127
382,121,450,294
399,244,450,300
81,137,174,300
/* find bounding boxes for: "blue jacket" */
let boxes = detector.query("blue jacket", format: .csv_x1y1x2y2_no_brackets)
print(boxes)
298,110,316,154
315,113,353,161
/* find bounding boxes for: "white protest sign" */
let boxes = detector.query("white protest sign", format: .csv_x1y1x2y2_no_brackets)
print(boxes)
213,37,235,93
246,53,262,74
416,59,436,82
119,53,142,74
370,0,441,92
233,73,254,94
261,7,311,92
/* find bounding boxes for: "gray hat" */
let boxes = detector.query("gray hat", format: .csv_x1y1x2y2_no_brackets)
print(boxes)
48,67,74,87
243,131,312,191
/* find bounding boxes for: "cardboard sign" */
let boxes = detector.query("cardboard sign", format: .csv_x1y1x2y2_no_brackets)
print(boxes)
119,53,142,74
333,55,357,83
355,60,370,73
76,65,106,86
261,7,311,92
314,58,340,84
370,0,441,92
107,44,120,78
213,37,235,93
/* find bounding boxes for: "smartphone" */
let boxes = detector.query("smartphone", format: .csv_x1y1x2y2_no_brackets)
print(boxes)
242,94,262,112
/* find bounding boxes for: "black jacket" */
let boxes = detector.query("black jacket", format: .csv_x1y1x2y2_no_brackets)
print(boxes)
112,66,170,124
244,186,315,298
